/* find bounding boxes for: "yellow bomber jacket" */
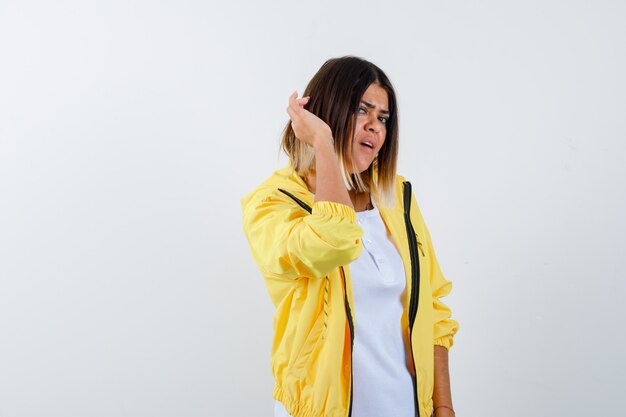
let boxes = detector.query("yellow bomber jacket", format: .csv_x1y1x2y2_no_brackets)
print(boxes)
241,163,459,417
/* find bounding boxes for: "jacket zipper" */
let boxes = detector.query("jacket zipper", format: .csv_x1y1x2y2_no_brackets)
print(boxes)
403,181,421,417
340,265,354,417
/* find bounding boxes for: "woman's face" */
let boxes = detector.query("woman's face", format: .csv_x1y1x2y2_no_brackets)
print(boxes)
345,83,390,175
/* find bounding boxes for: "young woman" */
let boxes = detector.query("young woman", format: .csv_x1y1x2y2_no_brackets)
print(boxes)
241,56,459,417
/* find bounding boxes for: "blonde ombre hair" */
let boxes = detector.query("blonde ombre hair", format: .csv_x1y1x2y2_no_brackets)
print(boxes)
280,56,399,208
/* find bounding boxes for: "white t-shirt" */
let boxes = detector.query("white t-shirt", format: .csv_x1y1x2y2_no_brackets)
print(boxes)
275,198,416,417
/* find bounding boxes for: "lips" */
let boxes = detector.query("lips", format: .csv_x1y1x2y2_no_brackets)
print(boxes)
360,143,374,154
358,137,378,154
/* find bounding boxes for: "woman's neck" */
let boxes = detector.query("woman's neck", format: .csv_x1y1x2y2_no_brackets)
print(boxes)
350,189,373,212
304,171,372,212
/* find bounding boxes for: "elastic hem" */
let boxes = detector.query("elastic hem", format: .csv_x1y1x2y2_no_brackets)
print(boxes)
434,335,454,350
273,385,321,417
312,201,357,223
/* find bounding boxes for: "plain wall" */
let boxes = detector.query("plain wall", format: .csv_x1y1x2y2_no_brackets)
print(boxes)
1,1,624,416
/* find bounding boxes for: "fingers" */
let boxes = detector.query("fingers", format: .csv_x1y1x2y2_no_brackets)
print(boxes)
287,91,299,119
288,91,299,111
297,96,310,108
286,91,312,132
287,91,310,112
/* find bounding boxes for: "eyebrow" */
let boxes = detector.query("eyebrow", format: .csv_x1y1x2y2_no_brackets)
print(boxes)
361,100,390,115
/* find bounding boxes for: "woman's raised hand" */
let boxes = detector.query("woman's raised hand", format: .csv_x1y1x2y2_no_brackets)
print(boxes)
286,91,333,148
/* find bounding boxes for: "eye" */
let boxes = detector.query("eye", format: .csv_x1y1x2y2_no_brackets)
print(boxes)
357,107,388,125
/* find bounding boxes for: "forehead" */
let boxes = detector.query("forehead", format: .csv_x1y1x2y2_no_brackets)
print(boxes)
361,83,389,108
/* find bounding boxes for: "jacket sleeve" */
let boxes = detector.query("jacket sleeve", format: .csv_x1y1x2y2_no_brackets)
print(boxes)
407,186,459,350
241,189,364,280
424,222,459,350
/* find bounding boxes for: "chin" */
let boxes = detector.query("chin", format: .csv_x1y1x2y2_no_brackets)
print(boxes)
345,150,375,175
347,161,373,175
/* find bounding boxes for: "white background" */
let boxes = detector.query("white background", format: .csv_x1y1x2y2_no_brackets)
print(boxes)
1,1,625,416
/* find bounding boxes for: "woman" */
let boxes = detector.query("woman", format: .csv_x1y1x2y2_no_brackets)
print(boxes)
241,56,459,417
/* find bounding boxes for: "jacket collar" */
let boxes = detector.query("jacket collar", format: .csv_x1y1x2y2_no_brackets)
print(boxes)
279,160,385,209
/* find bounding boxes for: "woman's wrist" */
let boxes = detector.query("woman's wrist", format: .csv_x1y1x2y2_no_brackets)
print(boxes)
312,133,333,151
434,404,455,415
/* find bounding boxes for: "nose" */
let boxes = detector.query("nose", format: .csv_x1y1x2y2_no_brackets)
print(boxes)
365,115,382,133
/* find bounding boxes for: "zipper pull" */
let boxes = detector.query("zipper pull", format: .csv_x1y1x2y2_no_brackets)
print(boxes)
417,240,425,257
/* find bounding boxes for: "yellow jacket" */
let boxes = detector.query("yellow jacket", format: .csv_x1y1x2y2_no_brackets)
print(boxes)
241,163,459,417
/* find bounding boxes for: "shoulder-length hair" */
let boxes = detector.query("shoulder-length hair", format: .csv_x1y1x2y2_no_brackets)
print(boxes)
280,56,399,208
